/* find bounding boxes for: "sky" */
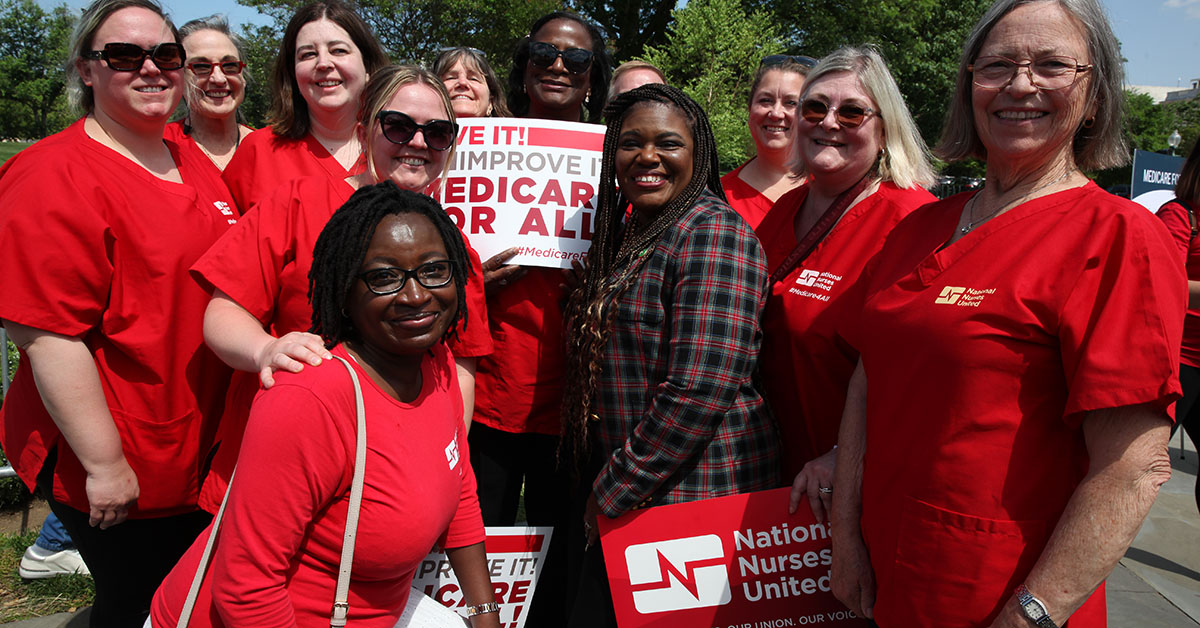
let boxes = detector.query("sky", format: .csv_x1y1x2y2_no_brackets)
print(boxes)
36,0,1200,89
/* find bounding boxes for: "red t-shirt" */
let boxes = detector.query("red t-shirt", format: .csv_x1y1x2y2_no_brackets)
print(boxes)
151,343,484,628
191,176,493,512
221,127,355,215
842,183,1183,627
756,181,934,480
1154,199,1200,367
0,119,237,516
473,269,565,435
721,160,776,230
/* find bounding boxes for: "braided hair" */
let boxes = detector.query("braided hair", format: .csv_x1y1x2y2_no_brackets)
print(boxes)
560,83,723,469
308,182,472,348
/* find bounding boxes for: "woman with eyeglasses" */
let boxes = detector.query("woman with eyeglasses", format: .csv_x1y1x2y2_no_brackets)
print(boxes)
190,65,492,519
0,0,237,624
164,14,251,173
721,54,815,230
433,46,511,119
828,1,1183,626
220,0,388,214
152,185,501,628
754,46,934,517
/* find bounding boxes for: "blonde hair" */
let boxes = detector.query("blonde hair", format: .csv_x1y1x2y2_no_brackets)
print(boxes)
359,65,457,189
67,0,179,114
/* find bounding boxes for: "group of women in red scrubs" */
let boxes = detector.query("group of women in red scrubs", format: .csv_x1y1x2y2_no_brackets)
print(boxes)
823,1,1184,627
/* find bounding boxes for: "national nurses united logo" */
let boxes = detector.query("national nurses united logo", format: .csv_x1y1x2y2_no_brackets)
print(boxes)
934,285,995,307
625,535,732,614
787,269,842,302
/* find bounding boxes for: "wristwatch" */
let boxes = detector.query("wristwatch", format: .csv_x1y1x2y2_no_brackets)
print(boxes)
1015,584,1058,628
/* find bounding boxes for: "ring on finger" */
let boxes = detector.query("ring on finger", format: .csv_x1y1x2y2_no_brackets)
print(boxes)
819,486,833,494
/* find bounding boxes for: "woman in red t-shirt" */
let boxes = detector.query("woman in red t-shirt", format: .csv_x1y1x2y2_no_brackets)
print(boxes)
220,0,389,214
1155,138,1200,514
754,46,935,519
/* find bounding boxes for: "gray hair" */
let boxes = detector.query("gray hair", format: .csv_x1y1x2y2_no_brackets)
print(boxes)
66,0,180,115
935,0,1127,170
175,14,249,127
796,45,935,189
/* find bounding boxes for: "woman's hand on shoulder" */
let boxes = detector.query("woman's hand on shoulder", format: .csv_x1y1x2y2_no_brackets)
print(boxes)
254,331,332,388
85,457,139,529
788,446,837,521
482,247,526,296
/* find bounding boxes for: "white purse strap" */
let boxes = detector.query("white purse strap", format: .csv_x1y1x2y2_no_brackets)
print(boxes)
176,355,368,628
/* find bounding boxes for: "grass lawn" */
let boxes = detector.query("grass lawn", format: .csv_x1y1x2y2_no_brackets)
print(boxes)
0,142,32,165
0,530,94,622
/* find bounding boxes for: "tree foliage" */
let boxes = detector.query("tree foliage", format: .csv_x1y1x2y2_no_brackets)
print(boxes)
0,0,76,139
566,0,675,62
643,0,784,172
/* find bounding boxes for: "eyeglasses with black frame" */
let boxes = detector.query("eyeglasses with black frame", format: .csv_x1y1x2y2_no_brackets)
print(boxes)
528,41,593,75
187,60,247,76
83,42,185,72
800,99,878,128
358,260,456,295
968,55,1093,90
375,111,459,151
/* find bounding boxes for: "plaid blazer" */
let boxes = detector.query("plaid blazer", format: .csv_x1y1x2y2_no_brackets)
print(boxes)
591,190,780,517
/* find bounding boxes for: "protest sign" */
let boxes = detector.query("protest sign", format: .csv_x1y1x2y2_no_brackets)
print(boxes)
1130,149,1185,212
598,488,867,628
435,118,605,269
411,526,552,628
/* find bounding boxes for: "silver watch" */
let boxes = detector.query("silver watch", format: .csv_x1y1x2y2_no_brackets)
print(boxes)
1015,584,1058,628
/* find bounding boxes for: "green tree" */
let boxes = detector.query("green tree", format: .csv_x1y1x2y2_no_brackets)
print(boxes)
0,0,76,139
238,23,281,129
1165,96,1200,157
567,0,676,61
642,0,784,172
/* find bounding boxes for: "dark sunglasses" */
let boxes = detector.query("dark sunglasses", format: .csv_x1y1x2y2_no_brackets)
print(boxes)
761,54,818,69
800,99,877,128
83,42,185,72
376,111,458,151
528,41,593,74
187,60,246,76
359,260,456,295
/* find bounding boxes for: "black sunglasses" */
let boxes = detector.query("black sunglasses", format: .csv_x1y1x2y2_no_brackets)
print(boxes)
84,42,185,72
187,60,246,76
800,99,878,128
528,41,593,74
375,111,458,151
358,260,456,295
761,54,817,69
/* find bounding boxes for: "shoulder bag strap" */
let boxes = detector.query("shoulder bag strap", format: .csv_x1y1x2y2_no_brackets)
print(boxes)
769,175,872,285
175,355,368,628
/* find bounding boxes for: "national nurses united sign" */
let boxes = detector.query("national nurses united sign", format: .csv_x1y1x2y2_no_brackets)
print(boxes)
598,488,867,628
435,118,604,269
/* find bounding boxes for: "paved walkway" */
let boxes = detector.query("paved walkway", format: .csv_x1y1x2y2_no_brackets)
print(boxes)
5,438,1199,628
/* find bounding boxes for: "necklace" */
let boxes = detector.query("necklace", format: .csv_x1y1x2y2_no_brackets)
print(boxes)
960,168,1077,234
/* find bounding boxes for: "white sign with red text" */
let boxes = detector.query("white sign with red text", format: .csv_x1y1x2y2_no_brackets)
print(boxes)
408,526,552,628
434,118,604,269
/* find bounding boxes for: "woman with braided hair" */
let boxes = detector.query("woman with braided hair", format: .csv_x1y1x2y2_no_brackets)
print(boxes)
562,84,779,626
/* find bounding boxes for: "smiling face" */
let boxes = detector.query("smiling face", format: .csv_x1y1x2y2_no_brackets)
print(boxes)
971,2,1093,173
523,18,593,121
182,28,244,122
616,102,695,218
441,57,491,118
346,212,458,361
78,7,181,130
798,71,885,186
294,18,367,118
369,82,452,192
748,68,805,155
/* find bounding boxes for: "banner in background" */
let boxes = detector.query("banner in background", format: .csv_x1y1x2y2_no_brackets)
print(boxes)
411,526,553,628
436,118,605,269
1130,149,1185,212
598,488,868,628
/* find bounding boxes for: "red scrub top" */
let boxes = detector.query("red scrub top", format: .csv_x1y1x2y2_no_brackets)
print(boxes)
221,127,355,214
842,183,1183,627
1154,199,1200,367
191,176,493,512
164,120,223,180
721,160,776,230
756,181,934,480
0,118,237,516
151,343,484,628
473,269,565,435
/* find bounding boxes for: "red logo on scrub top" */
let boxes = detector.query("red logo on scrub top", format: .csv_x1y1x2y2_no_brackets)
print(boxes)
625,534,732,614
